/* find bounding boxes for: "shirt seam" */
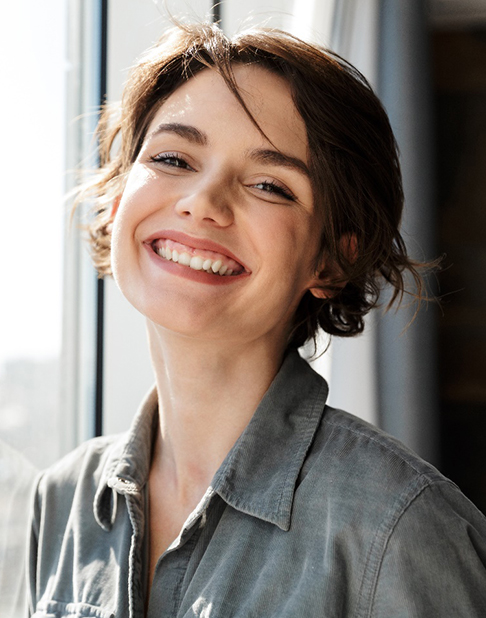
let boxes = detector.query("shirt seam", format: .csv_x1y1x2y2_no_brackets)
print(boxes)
35,599,111,618
323,417,442,479
355,477,455,618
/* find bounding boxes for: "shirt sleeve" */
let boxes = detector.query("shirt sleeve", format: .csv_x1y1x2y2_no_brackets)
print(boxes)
370,480,486,617
0,440,39,618
26,472,43,617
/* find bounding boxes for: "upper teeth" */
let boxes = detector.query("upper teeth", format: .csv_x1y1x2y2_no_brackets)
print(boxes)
157,246,235,276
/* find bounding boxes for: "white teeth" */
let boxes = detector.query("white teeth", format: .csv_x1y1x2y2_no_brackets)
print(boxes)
157,244,241,276
211,259,222,273
190,256,204,270
178,252,191,266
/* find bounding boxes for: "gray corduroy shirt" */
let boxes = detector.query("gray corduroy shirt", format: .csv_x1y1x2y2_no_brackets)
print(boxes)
28,351,486,617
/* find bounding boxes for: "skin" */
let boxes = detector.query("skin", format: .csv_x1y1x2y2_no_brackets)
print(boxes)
110,64,328,587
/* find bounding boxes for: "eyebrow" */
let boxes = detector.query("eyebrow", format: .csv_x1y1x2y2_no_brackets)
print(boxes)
248,148,310,178
146,122,208,145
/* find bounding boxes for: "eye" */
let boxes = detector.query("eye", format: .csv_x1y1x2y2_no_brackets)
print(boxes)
150,152,194,171
252,180,296,202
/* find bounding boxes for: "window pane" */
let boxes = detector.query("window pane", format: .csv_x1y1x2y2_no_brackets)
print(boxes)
0,2,68,615
0,3,66,465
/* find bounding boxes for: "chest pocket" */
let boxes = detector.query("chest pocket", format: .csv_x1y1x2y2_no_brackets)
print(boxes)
32,600,112,618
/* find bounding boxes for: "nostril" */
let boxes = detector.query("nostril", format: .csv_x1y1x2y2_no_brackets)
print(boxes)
179,209,194,218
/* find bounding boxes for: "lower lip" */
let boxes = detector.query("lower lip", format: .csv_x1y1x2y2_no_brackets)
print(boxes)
143,243,249,286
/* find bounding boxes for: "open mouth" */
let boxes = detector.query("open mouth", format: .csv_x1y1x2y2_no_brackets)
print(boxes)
150,238,248,277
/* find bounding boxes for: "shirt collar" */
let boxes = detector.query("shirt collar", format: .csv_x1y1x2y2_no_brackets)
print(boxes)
94,351,328,532
211,351,328,530
94,387,158,531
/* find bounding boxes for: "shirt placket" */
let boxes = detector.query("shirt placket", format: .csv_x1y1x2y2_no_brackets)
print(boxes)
108,475,146,618
146,521,202,617
147,489,215,618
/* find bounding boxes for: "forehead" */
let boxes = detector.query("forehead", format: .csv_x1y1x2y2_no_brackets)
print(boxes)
144,64,309,160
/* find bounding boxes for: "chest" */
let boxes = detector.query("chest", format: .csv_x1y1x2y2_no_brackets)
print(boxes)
34,487,371,618
143,500,365,618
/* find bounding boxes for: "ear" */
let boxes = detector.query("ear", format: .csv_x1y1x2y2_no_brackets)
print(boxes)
110,195,121,219
309,285,329,300
308,269,341,300
308,234,358,300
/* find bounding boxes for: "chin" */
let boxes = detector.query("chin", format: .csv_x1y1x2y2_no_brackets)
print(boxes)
143,298,225,339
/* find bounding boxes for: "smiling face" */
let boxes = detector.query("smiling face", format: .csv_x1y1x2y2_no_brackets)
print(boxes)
111,64,324,352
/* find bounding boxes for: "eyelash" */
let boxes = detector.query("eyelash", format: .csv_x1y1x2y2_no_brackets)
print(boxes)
149,153,296,202
252,180,296,202
150,152,192,169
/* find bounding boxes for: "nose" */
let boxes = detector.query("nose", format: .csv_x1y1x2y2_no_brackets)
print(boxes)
174,176,234,228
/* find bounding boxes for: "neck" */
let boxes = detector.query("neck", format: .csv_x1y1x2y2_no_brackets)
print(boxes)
147,320,286,503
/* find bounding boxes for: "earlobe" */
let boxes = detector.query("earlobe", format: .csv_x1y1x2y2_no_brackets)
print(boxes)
309,286,329,300
307,268,332,300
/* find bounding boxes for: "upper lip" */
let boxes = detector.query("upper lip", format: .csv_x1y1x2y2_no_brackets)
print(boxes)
143,230,250,272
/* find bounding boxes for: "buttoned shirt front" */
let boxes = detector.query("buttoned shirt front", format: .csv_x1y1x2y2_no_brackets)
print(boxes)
28,351,486,617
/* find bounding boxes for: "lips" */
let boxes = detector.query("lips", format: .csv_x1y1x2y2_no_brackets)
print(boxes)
143,230,250,278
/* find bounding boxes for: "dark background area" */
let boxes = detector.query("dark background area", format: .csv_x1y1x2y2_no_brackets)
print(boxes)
433,28,486,513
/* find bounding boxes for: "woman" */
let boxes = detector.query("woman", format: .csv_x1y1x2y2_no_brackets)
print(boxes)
28,23,486,617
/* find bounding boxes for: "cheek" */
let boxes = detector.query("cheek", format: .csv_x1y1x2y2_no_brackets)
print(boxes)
119,165,161,215
111,172,159,245
265,215,318,270
124,162,154,192
110,205,141,287
109,225,127,288
110,210,131,269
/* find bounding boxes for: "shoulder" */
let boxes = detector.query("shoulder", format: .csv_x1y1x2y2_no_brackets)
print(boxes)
295,403,464,541
299,403,486,550
28,435,129,588
308,405,447,494
34,433,125,516
298,406,486,615
27,433,137,615
40,433,123,480
309,405,486,527
321,403,485,513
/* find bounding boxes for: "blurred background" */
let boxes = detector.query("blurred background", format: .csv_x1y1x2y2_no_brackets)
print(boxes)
1,0,485,612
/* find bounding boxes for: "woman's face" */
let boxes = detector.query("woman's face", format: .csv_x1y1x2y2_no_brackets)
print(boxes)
111,64,324,351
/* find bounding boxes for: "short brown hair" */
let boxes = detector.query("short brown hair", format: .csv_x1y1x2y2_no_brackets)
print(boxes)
77,22,430,348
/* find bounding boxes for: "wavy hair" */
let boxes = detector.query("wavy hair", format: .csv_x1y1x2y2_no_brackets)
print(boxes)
76,22,432,348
